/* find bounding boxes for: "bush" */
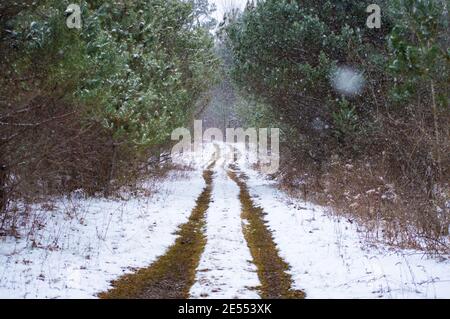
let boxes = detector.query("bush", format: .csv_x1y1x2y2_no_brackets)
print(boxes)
0,0,218,227
225,0,449,252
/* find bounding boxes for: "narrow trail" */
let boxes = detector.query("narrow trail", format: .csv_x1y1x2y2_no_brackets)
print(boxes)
189,164,260,299
99,145,303,299
3,143,448,298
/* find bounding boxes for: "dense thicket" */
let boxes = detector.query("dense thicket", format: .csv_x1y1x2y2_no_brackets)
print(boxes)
0,0,218,229
226,0,449,250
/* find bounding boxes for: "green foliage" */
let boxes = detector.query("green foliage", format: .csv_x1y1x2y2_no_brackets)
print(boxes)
236,97,280,129
388,0,449,108
223,0,449,248
225,0,447,148
226,0,350,98
224,0,386,146
9,0,219,147
332,98,359,140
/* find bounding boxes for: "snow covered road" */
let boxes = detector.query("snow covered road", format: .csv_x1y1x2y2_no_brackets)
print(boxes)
190,165,259,299
1,142,449,299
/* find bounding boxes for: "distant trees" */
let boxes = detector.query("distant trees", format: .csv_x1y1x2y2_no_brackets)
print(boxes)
0,0,218,226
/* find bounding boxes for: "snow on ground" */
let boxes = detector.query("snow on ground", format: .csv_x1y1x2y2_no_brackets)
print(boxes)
234,144,450,299
0,169,206,299
1,141,449,299
190,162,260,299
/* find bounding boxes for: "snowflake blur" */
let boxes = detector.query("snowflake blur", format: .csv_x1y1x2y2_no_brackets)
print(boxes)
331,67,365,97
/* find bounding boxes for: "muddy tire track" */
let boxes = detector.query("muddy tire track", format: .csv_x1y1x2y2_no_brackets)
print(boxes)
99,162,215,299
228,166,305,299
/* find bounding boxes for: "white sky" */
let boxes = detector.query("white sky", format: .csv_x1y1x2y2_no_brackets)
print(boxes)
209,0,248,21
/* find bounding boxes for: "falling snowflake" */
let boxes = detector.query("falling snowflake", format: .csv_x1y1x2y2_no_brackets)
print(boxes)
331,66,365,96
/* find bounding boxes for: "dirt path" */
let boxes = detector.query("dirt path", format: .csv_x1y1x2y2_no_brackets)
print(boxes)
189,164,260,299
99,144,304,299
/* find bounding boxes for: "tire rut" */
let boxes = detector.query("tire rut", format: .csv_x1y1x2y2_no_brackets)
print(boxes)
99,161,215,299
228,166,305,299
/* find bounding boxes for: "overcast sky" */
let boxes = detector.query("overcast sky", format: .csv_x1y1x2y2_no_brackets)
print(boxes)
209,0,248,21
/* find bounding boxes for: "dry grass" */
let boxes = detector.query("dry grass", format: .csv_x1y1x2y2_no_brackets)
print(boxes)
278,154,450,255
